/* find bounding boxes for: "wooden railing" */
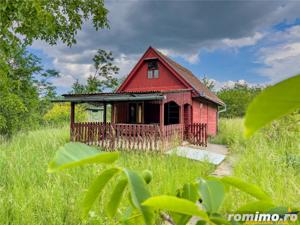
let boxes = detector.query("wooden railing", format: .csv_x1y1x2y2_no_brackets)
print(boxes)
71,122,207,150
71,122,161,151
163,124,184,149
185,123,207,146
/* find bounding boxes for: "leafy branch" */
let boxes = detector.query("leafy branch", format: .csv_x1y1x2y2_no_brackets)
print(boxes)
48,143,284,225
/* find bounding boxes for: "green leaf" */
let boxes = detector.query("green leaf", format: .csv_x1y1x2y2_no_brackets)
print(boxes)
123,168,154,225
82,168,120,217
106,178,128,217
142,195,208,220
173,183,200,225
122,207,144,225
244,74,300,137
198,178,225,213
237,201,275,213
48,142,119,173
210,216,232,225
182,183,199,202
221,176,271,201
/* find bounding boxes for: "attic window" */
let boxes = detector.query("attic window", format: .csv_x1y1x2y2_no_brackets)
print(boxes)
147,60,159,79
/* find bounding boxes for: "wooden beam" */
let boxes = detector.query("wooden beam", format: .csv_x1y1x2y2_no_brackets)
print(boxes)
180,104,184,124
160,101,164,132
103,103,107,123
70,102,75,140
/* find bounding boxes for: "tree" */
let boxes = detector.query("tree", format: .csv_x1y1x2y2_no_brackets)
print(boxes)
71,49,120,93
0,0,109,135
201,75,215,91
0,49,51,135
217,82,262,118
71,79,86,94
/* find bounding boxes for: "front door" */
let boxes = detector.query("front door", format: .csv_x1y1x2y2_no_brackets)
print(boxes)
129,103,143,123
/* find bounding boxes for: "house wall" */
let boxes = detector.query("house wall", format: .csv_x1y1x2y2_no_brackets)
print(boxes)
192,99,218,136
120,51,186,92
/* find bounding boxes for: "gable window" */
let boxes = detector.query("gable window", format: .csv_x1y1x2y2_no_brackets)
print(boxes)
147,60,159,79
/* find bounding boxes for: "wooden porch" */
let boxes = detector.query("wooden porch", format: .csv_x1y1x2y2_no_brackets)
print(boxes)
71,122,207,151
54,91,208,151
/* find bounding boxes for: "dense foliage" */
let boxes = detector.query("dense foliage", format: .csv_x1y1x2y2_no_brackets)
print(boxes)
0,49,59,136
217,83,262,118
43,103,87,125
0,0,109,136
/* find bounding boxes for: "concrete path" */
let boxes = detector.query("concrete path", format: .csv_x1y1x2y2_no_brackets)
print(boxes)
167,143,232,177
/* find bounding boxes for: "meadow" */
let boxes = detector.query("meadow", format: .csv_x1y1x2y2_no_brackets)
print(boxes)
0,118,299,224
0,125,213,225
213,117,300,210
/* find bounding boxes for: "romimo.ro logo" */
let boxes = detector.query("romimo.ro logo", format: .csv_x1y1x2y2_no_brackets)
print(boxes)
227,210,299,224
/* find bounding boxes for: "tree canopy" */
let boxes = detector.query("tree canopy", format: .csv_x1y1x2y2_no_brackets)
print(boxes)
217,83,262,118
0,0,109,136
71,49,120,94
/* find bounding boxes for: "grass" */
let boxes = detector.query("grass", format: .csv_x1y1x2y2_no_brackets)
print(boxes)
1,117,299,224
212,117,300,211
0,126,214,225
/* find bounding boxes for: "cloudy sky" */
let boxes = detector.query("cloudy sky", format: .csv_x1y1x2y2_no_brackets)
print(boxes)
30,0,300,93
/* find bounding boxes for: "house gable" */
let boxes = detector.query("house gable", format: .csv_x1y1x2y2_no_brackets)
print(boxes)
116,47,191,93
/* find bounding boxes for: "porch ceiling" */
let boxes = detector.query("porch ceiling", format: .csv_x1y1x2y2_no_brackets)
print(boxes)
52,92,165,103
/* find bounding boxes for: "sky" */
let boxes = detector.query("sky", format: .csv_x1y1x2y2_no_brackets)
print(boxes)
29,0,300,94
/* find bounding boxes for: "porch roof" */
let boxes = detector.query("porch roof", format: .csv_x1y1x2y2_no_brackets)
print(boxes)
52,92,165,103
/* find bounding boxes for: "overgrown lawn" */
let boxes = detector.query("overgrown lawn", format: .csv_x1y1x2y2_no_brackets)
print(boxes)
0,126,214,225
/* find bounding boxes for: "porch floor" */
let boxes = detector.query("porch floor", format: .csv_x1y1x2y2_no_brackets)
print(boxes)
166,144,228,165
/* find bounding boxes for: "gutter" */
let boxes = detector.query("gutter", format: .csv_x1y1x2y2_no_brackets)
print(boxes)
217,104,227,133
51,95,165,103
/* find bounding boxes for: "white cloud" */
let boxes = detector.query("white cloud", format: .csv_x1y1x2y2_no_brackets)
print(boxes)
222,32,264,48
29,1,300,91
158,48,199,64
213,79,260,91
257,25,300,82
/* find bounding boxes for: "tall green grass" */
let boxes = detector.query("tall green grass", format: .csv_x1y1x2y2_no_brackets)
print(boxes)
214,117,300,210
0,127,214,225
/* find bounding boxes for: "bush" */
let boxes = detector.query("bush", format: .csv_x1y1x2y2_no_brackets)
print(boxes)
217,83,262,118
43,103,87,125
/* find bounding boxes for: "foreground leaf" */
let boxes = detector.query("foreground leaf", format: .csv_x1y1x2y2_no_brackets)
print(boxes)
237,201,275,213
173,183,200,225
199,178,225,213
82,168,120,217
106,178,128,217
221,177,271,201
123,169,154,225
143,195,208,220
48,142,119,172
244,74,300,137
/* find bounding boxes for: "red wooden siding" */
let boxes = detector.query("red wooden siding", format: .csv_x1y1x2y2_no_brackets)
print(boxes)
119,50,187,92
114,102,128,123
192,99,217,136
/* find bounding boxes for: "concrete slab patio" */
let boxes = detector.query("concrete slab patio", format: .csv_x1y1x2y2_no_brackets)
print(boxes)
167,143,228,165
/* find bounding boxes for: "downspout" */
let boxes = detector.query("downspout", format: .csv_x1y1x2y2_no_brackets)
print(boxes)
217,104,227,132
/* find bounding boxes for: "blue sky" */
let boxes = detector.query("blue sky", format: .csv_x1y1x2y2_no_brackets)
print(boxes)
29,1,300,94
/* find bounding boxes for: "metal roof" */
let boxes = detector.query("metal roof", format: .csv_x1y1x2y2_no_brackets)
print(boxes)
52,92,165,103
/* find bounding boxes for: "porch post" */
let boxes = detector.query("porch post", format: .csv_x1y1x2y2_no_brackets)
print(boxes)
180,104,184,124
103,103,107,123
111,103,115,123
160,101,164,133
70,102,75,140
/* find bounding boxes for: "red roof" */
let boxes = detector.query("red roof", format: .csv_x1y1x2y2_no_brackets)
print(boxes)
117,46,224,106
153,48,224,106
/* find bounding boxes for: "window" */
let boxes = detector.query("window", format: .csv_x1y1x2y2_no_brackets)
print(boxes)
147,60,159,79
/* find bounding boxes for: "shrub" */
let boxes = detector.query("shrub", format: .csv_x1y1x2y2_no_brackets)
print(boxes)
43,103,87,125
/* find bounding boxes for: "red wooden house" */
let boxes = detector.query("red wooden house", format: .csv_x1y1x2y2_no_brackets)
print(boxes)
57,47,225,150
